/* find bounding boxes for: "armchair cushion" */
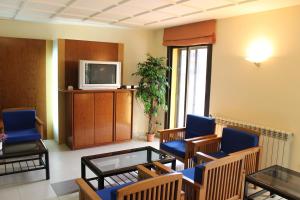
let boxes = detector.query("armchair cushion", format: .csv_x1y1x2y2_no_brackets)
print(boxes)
2,110,36,131
97,182,133,200
160,140,185,158
180,167,195,180
185,115,215,139
180,163,206,184
221,128,259,154
5,128,41,144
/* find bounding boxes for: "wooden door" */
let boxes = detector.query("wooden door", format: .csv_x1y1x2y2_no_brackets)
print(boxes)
94,92,114,144
73,93,94,148
115,91,132,141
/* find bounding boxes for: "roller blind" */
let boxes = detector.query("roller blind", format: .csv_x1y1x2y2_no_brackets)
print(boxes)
163,20,216,46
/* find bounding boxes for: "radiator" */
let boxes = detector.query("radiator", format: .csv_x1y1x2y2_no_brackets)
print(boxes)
211,115,294,169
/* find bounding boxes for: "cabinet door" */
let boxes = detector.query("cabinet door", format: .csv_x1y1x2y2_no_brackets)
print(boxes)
115,91,132,141
94,92,114,144
73,93,94,148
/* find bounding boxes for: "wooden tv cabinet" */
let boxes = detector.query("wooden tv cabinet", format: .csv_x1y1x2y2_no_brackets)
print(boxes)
60,89,133,149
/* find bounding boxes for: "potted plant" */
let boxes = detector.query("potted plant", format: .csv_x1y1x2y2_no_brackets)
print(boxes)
132,54,170,142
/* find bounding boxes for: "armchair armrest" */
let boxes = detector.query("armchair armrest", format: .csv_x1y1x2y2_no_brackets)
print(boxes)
35,116,44,137
159,127,186,143
184,134,217,143
153,162,174,174
229,146,261,157
76,178,101,200
192,137,222,147
137,165,158,180
192,137,222,157
35,116,44,125
195,152,217,164
158,127,186,134
183,135,218,167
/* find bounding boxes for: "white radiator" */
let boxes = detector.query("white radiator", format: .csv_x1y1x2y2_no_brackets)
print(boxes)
211,115,294,169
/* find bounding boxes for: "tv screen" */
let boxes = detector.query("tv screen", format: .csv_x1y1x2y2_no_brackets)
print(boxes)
85,64,116,84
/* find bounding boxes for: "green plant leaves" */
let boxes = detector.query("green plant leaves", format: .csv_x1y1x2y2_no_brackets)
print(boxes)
132,54,170,134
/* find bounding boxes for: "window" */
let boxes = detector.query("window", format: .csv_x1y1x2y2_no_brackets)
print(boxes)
165,45,212,128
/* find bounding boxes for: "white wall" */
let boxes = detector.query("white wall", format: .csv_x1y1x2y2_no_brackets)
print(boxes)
210,5,300,171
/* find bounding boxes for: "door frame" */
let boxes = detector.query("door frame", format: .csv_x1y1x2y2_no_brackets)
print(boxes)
164,44,213,129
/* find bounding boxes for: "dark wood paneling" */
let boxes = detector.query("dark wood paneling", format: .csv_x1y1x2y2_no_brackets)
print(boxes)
94,92,114,144
0,37,47,138
64,39,119,89
73,93,94,148
115,91,132,141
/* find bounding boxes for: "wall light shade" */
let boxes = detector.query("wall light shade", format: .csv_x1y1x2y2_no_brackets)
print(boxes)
246,38,272,65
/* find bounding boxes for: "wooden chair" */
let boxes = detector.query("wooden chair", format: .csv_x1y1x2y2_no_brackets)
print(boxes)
192,127,262,176
2,107,44,143
159,115,217,168
152,154,246,200
76,165,183,200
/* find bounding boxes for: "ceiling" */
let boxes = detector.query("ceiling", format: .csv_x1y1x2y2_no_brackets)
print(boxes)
0,0,300,29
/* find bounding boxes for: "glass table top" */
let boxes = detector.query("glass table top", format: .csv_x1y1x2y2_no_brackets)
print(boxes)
247,165,300,198
0,140,47,158
84,146,172,173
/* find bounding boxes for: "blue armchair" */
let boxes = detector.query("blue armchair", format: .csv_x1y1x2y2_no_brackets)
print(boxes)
152,154,245,200
192,127,261,176
2,109,43,144
159,115,216,168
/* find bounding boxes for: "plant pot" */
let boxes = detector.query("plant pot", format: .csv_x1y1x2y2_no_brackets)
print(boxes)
147,134,155,142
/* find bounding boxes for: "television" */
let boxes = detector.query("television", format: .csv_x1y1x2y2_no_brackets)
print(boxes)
78,60,121,90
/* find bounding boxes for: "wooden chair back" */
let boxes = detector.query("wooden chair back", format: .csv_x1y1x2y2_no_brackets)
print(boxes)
117,173,183,200
183,154,245,200
76,172,183,200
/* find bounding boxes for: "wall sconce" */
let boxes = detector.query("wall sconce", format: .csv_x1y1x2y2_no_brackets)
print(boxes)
246,38,272,67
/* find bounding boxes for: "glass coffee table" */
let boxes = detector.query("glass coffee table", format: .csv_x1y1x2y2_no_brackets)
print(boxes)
0,140,49,180
245,165,300,200
81,146,175,190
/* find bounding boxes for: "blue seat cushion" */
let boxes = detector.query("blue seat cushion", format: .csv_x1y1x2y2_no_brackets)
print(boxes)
2,110,36,131
180,163,206,184
180,167,195,180
185,115,215,139
160,140,185,158
5,128,41,144
221,128,259,154
97,182,133,200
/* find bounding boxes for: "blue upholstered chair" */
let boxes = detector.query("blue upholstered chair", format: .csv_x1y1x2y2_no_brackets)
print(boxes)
159,115,216,168
192,127,261,176
2,108,43,144
76,165,183,200
153,155,245,200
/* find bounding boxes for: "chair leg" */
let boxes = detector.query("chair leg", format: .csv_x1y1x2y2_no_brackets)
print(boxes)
184,159,189,169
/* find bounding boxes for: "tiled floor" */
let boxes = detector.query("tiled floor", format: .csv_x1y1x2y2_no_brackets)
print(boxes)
0,138,160,200
0,138,286,200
